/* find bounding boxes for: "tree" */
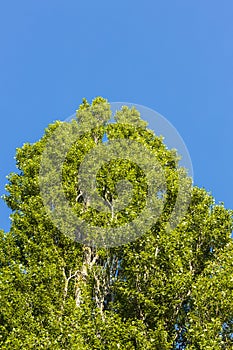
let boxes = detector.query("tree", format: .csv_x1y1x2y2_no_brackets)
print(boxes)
0,97,233,349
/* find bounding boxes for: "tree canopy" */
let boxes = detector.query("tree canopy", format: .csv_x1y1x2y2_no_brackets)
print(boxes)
0,97,233,349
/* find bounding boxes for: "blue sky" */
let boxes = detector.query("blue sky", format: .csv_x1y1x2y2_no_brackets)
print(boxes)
1,0,233,231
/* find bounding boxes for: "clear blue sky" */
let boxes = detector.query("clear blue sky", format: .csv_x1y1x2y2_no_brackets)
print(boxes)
1,0,233,231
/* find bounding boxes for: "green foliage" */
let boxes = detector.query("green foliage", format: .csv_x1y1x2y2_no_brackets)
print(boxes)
0,98,233,349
